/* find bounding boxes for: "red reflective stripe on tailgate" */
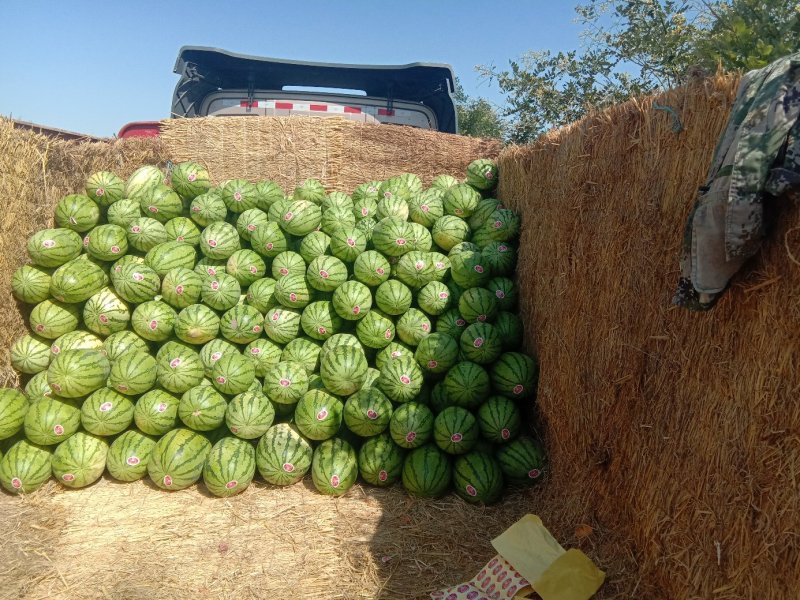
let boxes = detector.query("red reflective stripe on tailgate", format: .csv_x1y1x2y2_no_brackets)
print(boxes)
240,101,257,108
275,102,293,110
309,104,328,112
378,108,395,116
344,106,361,114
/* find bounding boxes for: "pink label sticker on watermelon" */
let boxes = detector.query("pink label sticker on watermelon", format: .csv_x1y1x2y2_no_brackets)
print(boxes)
456,319,466,327
420,204,429,213
528,468,541,479
361,207,369,217
400,375,411,385
210,281,220,291
383,191,392,199
83,236,90,246
99,402,113,412
169,358,182,369
473,337,484,348
477,314,487,322
225,480,238,489
148,206,158,214
367,409,378,420
455,208,463,216
451,433,463,443
207,267,217,276
35,324,45,333
191,206,200,213
187,173,197,182
384,329,393,339
51,345,60,355
279,268,288,276
376,267,385,275
207,239,218,248
283,463,295,473
330,475,340,488
250,347,261,355
435,262,445,269
247,224,256,232
421,323,429,332
405,431,416,443
62,473,75,482
501,428,511,440
252,324,262,333
352,306,360,315
130,225,142,234
157,403,168,413
289,293,297,302
347,238,356,247
234,191,242,202
493,220,502,229
279,378,291,387
96,187,106,196
484,169,494,179
149,320,159,331
117,384,129,392
495,290,505,299
271,312,280,321
110,245,120,254
474,265,484,273
210,352,222,361
391,351,402,359
395,238,406,246
230,426,239,433
498,244,508,252
378,470,388,482
249,266,258,274
427,360,438,369
319,270,329,278
163,475,173,487
438,292,449,300
414,260,425,271
98,314,109,324
513,384,524,395
318,326,327,335
265,242,274,251
42,239,56,249
51,383,62,393
283,212,294,221
316,409,328,421
127,456,140,466
11,477,22,489
216,376,226,384
132,272,144,281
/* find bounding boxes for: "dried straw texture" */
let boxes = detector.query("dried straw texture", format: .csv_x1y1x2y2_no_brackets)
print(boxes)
160,116,501,192
498,73,800,599
0,118,168,386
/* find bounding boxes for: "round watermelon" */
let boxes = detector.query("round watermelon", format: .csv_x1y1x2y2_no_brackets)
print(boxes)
200,273,241,311
55,193,100,232
245,277,278,313
255,180,285,210
127,217,169,252
495,437,545,485
443,184,481,218
161,267,203,309
416,281,451,316
401,445,451,498
131,300,177,342
434,406,479,455
200,221,241,259
190,191,228,226
358,433,404,486
256,423,313,486
107,199,143,228
83,287,130,336
48,258,107,304
294,179,326,204
134,389,180,435
219,304,264,344
221,179,259,213
343,388,392,437
375,279,412,316
390,402,434,449
156,340,205,393
431,215,470,251
453,451,504,504
377,356,423,403
274,273,312,309
24,371,53,403
0,389,28,441
320,206,357,235
147,428,211,490
111,263,161,304
491,352,538,399
211,352,256,396
306,255,347,292
102,330,150,361
459,323,503,365
329,227,367,263
301,301,344,341
263,307,302,344
408,189,444,228
271,250,307,280
469,198,503,231
125,165,165,199
11,265,51,305
81,388,134,436
279,200,322,236
171,161,211,199
86,170,126,207
145,241,196,277
466,158,498,191
244,338,283,377
47,349,110,398
251,221,288,258
414,333,459,375
319,346,368,396
281,338,321,374
52,432,108,489
179,386,227,431
27,228,82,268
203,437,256,497
139,184,184,223
106,429,157,482
108,350,157,395
236,208,270,242
396,309,432,346
298,231,331,263
311,438,358,496
0,439,52,494
49,331,102,362
372,217,414,257
226,392,275,439
294,390,344,441
353,251,391,287
11,333,53,374
482,241,517,276
477,396,521,443
458,287,499,324
227,249,267,287
174,304,221,345
263,361,309,407
165,217,202,246
355,309,395,349
24,397,81,446
375,341,414,372
332,280,372,321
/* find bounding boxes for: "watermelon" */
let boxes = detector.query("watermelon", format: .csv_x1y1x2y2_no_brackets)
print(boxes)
319,346,368,396
436,309,468,339
332,280,372,321
281,338,321,374
203,437,256,497
164,217,202,246
255,180,285,210
24,397,81,445
83,287,130,336
485,276,517,312
301,301,343,341
47,349,110,398
353,181,381,203
358,433,404,486
193,257,226,280
377,195,409,221
179,386,227,431
375,280,412,315
160,267,203,309
144,241,196,277
414,333,459,375
416,281,450,316
244,338,283,377
11,334,52,374
453,451,504,504
278,200,321,236
49,331,103,361
108,350,157,395
131,300,177,342
55,194,100,232
27,228,83,268
449,250,490,289
134,389,180,435
0,389,28,441
379,178,411,203
0,439,52,493
85,171,125,206
263,361,309,407
294,390,344,441
81,388,134,436
221,179,259,213
294,179,326,204
431,215,470,251
175,304,221,345
256,423,313,486
102,330,149,361
219,304,264,344
377,356,423,403
353,250,391,287
125,165,165,199
106,429,157,482
431,174,459,190
298,230,331,263
390,402,434,449
11,265,51,304
353,193,379,221
322,191,354,212
251,221,289,258
469,198,503,231
211,352,256,395
371,217,414,257
434,406,479,455
201,273,241,311
466,158,498,191
458,287,499,324
235,208,270,243
263,307,302,344
51,431,108,488
245,277,278,313
409,223,433,252
227,249,267,287
375,341,414,372
198,338,239,378
147,428,211,490
27,299,81,343
408,190,444,228
320,205,357,235
306,255,347,292
473,208,520,247
171,161,211,199
491,352,538,399
200,221,241,259
226,391,275,439
24,371,52,403
396,309,432,346
460,323,503,365
477,396,521,443
190,191,228,226
271,251,307,280
325,227,364,263
482,241,517,276
111,263,161,304
48,258,106,304
443,361,491,409
156,340,204,393
495,437,545,484
274,273,312,309
106,198,143,227
343,388,392,437
443,184,481,218
321,333,363,357
448,242,481,257
311,438,358,496
127,217,169,252
140,184,184,223
401,445,451,498
355,309,395,349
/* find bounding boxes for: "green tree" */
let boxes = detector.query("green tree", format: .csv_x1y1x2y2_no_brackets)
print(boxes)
454,79,505,140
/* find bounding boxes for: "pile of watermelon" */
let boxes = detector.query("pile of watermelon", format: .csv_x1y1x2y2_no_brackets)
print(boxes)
0,158,545,504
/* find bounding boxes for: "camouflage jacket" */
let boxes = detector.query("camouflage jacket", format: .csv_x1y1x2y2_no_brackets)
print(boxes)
675,52,800,310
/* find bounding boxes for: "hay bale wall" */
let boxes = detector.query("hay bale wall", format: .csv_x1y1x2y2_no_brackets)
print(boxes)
160,116,501,192
498,74,800,598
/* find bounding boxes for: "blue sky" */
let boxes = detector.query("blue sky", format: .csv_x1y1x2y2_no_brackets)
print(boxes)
0,1,583,137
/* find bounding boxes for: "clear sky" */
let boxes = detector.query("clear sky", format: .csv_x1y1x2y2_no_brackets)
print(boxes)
0,1,583,137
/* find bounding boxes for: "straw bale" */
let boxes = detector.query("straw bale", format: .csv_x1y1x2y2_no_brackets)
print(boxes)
160,116,501,193
498,73,800,598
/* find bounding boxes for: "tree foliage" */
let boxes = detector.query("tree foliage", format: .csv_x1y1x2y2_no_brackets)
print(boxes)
454,78,505,140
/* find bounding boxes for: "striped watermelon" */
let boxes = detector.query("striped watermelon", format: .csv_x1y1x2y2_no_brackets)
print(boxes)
203,437,256,497
11,265,52,304
321,333,363,358
449,251,490,289
327,227,366,263
175,304,221,345
375,280,412,315
408,189,444,228
255,180,285,210
458,287,499,324
473,208,520,247
468,198,503,230
448,242,481,257
319,346,368,396
377,356,424,403
332,280,372,321
125,165,165,199
106,429,157,482
355,309,395,349
134,389,180,435
179,386,227,431
322,191,354,212
460,323,503,365
378,178,411,203
274,273,312,309
50,331,102,361
431,215,470,251
201,273,241,311
227,249,267,286
221,179,259,213
24,397,81,445
24,371,52,403
199,338,239,377
189,191,228,226
414,333,459,375
145,241,196,277
81,388,134,436
358,433,404,486
194,257,228,280
251,221,289,259
390,402,434,449
85,225,128,262
429,252,450,281
220,304,264,344
226,392,275,439
433,406,479,455
102,330,150,361
343,388,392,437
372,217,414,257
443,361,491,409
431,174,459,190
494,311,524,350
294,390,344,441
355,215,376,240
353,194,379,221
131,300,177,342
353,181,381,203
49,258,107,303
111,263,161,304
311,438,358,496
83,287,130,335
443,184,481,218
235,208,270,242
156,340,205,393
11,334,52,374
244,338,283,377
147,428,211,490
294,179,327,204
246,277,278,313
140,184,184,223
47,349,110,398
27,228,83,268
301,301,343,341
307,255,347,292
0,439,52,493
401,445,451,498
374,341,413,372
85,171,125,207
477,396,521,443
320,206,357,235
108,350,157,395
453,451,504,504
161,267,203,309
353,251,391,287
298,230,331,263
127,217,169,252
200,221,241,259
377,195,410,221
256,423,313,486
396,309,432,346
165,217,202,246
482,241,517,276
0,389,28,440
485,276,517,312
263,360,309,409
52,432,108,488
211,352,256,395
417,281,451,316
361,367,381,390
281,338,321,374
171,161,211,200
279,200,322,236
436,309,468,339
271,251,307,280
55,194,100,232
466,158,498,191
495,437,545,484
491,352,537,399
409,223,433,251
263,307,303,344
